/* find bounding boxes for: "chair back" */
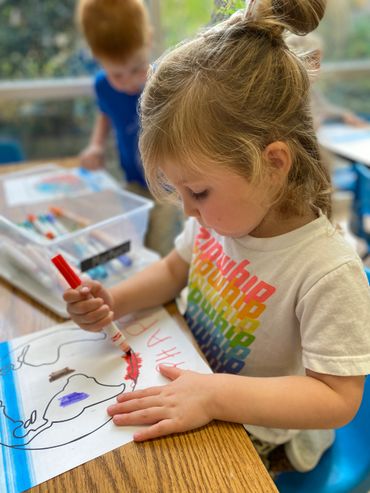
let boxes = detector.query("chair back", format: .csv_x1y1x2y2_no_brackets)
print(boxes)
0,138,25,164
352,164,370,242
275,377,370,493
365,266,370,284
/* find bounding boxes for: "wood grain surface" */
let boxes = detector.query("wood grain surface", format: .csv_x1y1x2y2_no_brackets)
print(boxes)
0,160,278,493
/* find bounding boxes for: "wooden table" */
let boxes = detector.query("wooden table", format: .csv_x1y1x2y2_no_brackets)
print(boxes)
0,159,277,492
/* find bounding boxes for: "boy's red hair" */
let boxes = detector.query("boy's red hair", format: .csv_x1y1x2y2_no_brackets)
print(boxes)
77,0,151,62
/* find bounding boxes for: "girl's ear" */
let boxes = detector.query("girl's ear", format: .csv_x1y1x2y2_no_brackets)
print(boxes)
263,141,292,179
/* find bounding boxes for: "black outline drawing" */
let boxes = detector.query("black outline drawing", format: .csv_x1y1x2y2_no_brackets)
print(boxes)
0,325,140,451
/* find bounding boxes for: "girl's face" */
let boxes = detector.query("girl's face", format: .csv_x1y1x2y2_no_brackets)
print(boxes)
161,162,276,238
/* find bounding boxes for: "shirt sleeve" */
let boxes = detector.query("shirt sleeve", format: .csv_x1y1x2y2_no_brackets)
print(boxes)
94,71,109,115
297,260,370,376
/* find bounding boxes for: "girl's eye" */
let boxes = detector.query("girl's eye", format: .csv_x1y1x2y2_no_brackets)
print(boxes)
190,189,209,200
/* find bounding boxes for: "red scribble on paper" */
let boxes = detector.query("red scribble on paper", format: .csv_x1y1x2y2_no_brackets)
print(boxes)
123,352,142,382
125,318,159,337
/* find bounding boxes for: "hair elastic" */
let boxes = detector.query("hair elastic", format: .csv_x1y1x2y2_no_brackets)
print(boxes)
245,0,259,20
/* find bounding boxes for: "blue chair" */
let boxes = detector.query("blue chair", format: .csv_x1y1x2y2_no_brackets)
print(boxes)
276,267,370,493
332,165,356,193
351,164,370,258
275,376,370,493
0,138,25,164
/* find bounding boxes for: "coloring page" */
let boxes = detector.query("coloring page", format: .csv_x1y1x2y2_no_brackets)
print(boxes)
4,167,119,207
0,306,210,493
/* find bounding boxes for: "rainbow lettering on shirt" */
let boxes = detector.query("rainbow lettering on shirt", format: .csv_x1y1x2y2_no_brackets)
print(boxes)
185,227,276,374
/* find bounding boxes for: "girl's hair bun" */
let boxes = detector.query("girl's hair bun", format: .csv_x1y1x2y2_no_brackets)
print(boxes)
246,0,327,36
272,0,326,34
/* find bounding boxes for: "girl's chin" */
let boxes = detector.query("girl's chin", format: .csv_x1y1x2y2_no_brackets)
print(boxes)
214,227,250,238
195,220,249,238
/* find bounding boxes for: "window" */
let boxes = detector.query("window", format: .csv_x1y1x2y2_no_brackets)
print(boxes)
318,0,370,115
0,0,369,162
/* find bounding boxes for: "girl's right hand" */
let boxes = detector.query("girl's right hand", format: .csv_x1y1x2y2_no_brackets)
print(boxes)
63,280,114,332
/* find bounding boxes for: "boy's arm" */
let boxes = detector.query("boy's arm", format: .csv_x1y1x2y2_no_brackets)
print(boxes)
110,249,189,319
80,112,111,169
89,112,111,148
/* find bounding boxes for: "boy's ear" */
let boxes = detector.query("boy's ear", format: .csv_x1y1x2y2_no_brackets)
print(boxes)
263,141,292,178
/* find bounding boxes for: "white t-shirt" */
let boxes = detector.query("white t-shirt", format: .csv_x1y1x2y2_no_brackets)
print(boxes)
175,214,370,444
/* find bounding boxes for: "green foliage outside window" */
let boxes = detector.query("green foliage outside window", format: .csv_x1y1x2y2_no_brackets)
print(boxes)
159,0,214,48
0,0,81,79
0,0,369,161
0,1,370,80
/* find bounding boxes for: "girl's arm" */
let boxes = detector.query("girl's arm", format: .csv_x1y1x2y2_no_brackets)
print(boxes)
209,370,364,429
107,365,365,441
110,249,189,318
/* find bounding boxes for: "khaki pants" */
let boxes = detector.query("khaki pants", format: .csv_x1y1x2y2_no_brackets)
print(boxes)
126,182,184,257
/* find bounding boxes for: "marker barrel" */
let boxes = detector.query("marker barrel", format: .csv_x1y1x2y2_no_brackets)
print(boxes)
105,323,131,353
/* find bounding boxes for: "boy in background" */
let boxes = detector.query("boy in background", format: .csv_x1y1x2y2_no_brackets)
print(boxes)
76,0,182,256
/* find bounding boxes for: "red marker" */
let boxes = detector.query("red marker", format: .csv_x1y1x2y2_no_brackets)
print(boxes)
51,254,131,354
27,214,55,240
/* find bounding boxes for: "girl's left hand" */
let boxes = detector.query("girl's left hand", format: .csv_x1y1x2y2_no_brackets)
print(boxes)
107,365,215,441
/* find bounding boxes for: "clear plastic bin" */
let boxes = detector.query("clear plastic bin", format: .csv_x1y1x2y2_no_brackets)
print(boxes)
0,165,156,317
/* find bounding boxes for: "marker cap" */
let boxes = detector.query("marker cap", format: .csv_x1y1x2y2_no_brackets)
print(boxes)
51,254,81,289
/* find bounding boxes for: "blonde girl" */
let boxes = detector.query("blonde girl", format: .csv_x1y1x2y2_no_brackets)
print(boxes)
64,0,370,474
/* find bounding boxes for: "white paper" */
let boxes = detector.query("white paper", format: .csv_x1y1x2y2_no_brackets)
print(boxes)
4,168,119,207
0,307,211,493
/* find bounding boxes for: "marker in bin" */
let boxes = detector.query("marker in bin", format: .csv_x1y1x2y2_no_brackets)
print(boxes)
49,206,133,268
51,253,131,354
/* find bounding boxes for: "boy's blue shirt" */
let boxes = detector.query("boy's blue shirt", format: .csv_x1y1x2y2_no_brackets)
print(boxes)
94,70,146,187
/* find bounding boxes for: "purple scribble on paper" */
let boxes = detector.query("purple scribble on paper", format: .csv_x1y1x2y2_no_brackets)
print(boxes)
59,392,89,407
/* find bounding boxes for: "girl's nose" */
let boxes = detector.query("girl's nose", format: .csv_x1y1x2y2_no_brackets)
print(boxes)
182,197,199,219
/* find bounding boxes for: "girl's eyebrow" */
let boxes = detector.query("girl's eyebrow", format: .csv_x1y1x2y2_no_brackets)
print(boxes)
178,178,208,186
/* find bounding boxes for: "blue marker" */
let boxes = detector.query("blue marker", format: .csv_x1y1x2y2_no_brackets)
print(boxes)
118,254,133,267
45,213,70,235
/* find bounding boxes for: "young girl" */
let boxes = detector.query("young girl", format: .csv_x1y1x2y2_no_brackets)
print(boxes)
64,0,370,475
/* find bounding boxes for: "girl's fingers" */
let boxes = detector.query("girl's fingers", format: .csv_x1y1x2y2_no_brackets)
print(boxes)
63,288,84,303
133,419,176,441
108,395,162,415
63,281,103,302
88,281,106,297
76,310,114,332
111,407,166,427
67,297,104,315
116,386,162,403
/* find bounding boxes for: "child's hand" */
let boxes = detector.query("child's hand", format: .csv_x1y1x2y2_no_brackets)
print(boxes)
79,144,105,170
107,365,214,441
343,112,369,128
63,280,114,332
